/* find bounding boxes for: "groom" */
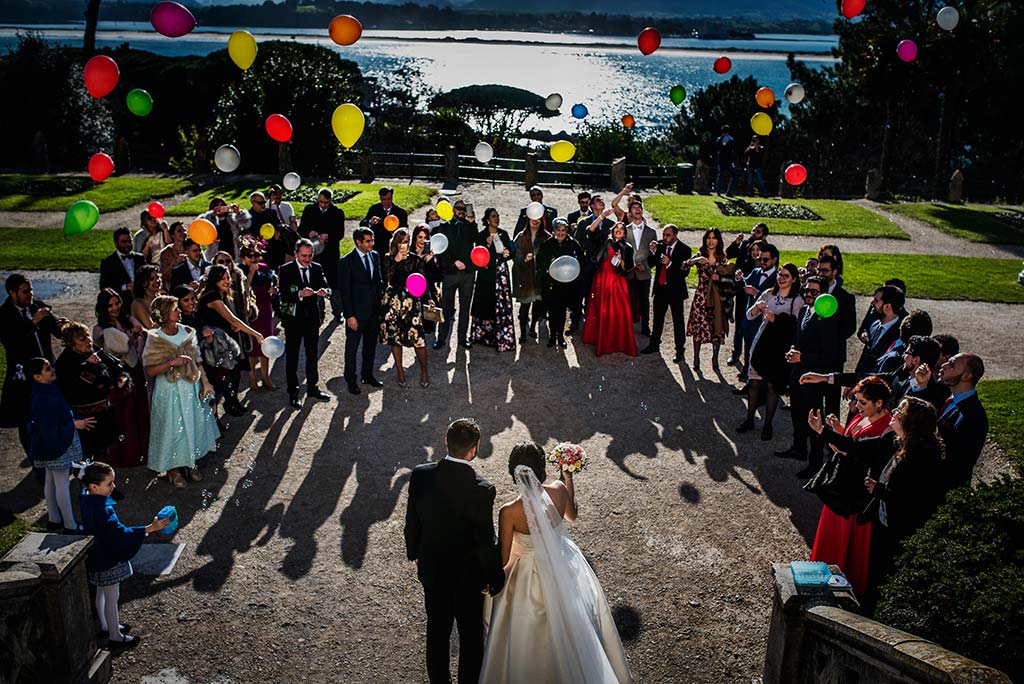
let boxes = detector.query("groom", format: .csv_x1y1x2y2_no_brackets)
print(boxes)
404,418,506,683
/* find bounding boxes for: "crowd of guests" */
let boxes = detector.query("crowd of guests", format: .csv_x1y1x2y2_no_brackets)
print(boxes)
0,180,992,622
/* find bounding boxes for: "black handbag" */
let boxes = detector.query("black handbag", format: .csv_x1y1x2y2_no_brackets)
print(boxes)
802,450,870,517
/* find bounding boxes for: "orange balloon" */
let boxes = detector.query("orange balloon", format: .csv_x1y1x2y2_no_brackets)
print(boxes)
383,214,399,232
756,87,776,108
329,15,363,46
622,114,636,128
188,218,217,246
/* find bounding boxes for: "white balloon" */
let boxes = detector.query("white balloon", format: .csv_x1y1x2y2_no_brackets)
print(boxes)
261,335,285,360
282,172,301,191
936,6,959,31
429,233,449,255
214,144,241,173
526,202,545,220
544,93,563,111
784,83,806,104
548,255,581,283
474,141,494,164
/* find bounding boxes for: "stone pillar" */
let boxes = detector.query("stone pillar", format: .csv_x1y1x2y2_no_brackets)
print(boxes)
865,168,883,200
675,163,694,195
948,169,964,203
444,145,459,186
0,533,110,684
278,141,292,177
693,159,709,194
360,148,374,183
610,157,626,190
113,136,131,174
523,152,539,189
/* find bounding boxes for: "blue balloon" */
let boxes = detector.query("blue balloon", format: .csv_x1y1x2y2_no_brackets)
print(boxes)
571,103,589,119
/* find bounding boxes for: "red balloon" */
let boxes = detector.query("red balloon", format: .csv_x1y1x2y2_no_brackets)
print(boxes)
713,56,732,74
83,55,119,99
470,246,491,268
265,114,293,143
622,114,636,129
88,153,114,182
148,201,166,219
842,0,866,19
785,163,808,186
637,27,661,56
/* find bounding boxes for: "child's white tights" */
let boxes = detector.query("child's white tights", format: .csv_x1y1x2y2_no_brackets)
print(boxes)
95,584,124,640
43,468,75,528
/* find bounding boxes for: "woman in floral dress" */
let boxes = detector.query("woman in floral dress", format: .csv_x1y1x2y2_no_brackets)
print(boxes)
685,228,731,373
380,229,430,387
470,208,517,352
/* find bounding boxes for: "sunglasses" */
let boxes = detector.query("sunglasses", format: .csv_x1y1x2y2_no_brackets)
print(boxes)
802,289,821,297
454,206,467,211
253,200,266,206
216,259,232,265
759,257,773,263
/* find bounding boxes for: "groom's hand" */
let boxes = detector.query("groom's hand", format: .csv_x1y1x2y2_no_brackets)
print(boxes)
481,585,490,595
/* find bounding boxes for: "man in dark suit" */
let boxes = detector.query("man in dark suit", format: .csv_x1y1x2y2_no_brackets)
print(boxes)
857,277,908,339
936,353,988,491
513,186,558,236
337,228,384,395
642,225,692,362
872,309,933,375
0,273,66,455
565,191,591,228
854,285,905,376
433,200,478,350
734,241,778,389
99,227,145,307
815,255,857,414
277,239,331,408
300,188,346,312
776,277,842,478
404,418,505,684
360,186,409,258
169,239,212,290
570,196,614,334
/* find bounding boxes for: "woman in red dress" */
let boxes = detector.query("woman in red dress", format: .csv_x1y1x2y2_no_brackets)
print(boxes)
809,376,892,596
582,223,637,356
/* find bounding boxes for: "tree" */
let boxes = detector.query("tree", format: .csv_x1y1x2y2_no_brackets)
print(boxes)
430,85,557,156
84,0,100,55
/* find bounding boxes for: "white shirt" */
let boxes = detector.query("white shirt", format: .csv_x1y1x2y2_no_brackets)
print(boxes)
271,201,295,225
188,259,203,282
118,251,136,281
630,223,645,249
758,266,777,287
443,454,472,467
357,247,374,277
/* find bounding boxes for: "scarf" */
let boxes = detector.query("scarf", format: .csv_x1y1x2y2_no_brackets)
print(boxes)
142,325,202,383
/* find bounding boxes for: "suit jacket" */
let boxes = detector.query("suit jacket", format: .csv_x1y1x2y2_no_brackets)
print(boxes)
792,304,843,373
939,393,988,491
513,204,558,237
300,203,346,269
0,297,63,426
623,222,658,281
360,202,409,258
725,238,758,275
432,218,479,276
278,260,327,324
337,248,384,324
170,258,212,289
99,250,145,304
404,459,505,594
647,239,692,298
855,318,901,376
574,217,614,269
566,209,592,228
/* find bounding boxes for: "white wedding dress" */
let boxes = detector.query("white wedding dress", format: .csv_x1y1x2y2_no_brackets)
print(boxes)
479,467,632,683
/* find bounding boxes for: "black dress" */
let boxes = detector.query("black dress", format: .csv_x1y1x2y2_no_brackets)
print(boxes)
380,253,426,348
197,290,249,372
55,347,125,460
470,228,517,352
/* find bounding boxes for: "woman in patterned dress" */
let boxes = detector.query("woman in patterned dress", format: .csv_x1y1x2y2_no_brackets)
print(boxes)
685,228,730,372
380,229,430,387
470,208,517,352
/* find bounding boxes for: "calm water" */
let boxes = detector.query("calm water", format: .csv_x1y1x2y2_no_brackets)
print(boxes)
0,23,837,132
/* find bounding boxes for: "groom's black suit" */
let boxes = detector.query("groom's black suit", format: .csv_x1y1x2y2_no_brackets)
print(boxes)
404,458,505,684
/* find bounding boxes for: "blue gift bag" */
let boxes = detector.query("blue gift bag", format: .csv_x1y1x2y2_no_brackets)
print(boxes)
157,505,178,534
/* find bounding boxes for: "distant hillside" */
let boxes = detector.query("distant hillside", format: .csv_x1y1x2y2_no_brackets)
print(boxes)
461,0,834,19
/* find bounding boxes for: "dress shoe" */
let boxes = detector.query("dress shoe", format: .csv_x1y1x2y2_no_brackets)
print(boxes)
731,385,750,396
795,465,818,479
726,356,738,366
289,395,301,409
46,520,63,532
107,634,141,649
641,326,652,337
641,344,658,355
761,424,773,441
361,377,384,388
736,419,755,433
432,340,445,350
557,336,568,349
308,387,331,400
774,448,806,461
460,340,473,349
672,354,684,363
346,382,361,395
98,623,131,639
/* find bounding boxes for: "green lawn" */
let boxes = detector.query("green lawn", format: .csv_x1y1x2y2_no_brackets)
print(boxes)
0,174,194,212
0,227,114,272
647,195,908,239
887,202,1024,244
977,379,1024,468
686,251,1024,303
167,182,436,220
0,513,39,558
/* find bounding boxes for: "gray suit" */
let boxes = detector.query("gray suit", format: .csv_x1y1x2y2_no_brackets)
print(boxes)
624,222,658,330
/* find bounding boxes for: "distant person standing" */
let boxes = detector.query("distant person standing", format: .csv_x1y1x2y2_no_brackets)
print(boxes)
743,135,766,196
432,200,478,350
200,197,249,261
277,239,331,408
513,186,558,236
361,186,409,258
715,125,736,197
641,225,692,362
99,228,146,307
338,228,385,395
300,188,346,318
566,191,592,228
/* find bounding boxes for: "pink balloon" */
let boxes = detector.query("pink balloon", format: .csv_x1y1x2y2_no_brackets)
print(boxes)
406,272,427,298
896,39,918,63
150,1,197,38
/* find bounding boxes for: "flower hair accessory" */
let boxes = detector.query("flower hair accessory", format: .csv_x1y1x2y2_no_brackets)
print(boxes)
239,234,267,254
14,364,25,382
548,442,589,474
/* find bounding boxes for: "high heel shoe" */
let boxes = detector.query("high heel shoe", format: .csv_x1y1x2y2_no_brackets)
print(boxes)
397,375,408,388
420,379,430,388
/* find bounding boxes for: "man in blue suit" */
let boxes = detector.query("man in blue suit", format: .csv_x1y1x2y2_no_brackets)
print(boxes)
338,228,384,395
169,239,212,289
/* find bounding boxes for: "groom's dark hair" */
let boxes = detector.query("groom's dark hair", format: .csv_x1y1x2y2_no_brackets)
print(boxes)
446,418,481,458
508,442,545,482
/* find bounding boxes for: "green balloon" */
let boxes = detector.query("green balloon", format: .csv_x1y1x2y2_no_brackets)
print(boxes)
814,293,839,319
64,200,100,236
670,85,686,105
126,88,153,117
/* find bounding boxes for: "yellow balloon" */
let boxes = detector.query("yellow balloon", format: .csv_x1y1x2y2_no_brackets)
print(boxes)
436,201,454,221
750,112,773,136
332,103,365,149
549,140,576,163
259,223,275,239
227,31,257,71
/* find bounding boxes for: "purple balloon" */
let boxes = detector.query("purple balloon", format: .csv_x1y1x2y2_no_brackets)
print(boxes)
896,39,918,63
406,272,427,298
150,1,197,38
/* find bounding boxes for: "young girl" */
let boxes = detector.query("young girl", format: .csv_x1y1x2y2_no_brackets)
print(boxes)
79,461,168,647
25,357,92,533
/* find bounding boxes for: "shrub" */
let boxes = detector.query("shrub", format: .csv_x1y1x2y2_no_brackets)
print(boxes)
875,476,1024,680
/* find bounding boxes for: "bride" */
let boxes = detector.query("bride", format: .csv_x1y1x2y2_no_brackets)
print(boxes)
479,443,632,683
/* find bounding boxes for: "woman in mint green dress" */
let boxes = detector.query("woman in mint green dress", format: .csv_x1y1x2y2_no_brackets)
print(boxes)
143,295,220,488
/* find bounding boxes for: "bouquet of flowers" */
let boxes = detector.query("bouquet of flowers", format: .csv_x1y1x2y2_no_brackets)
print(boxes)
549,442,589,474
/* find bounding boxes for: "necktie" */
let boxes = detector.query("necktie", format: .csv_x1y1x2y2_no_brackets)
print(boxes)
869,321,883,347
301,267,309,286
941,395,954,418
364,253,373,278
658,245,670,286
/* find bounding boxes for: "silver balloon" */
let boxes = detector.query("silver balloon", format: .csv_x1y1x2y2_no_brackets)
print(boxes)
936,6,959,31
282,172,301,190
474,142,494,164
548,255,580,283
784,83,806,104
261,335,285,360
525,202,545,220
544,93,563,111
214,144,241,173
429,233,449,255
